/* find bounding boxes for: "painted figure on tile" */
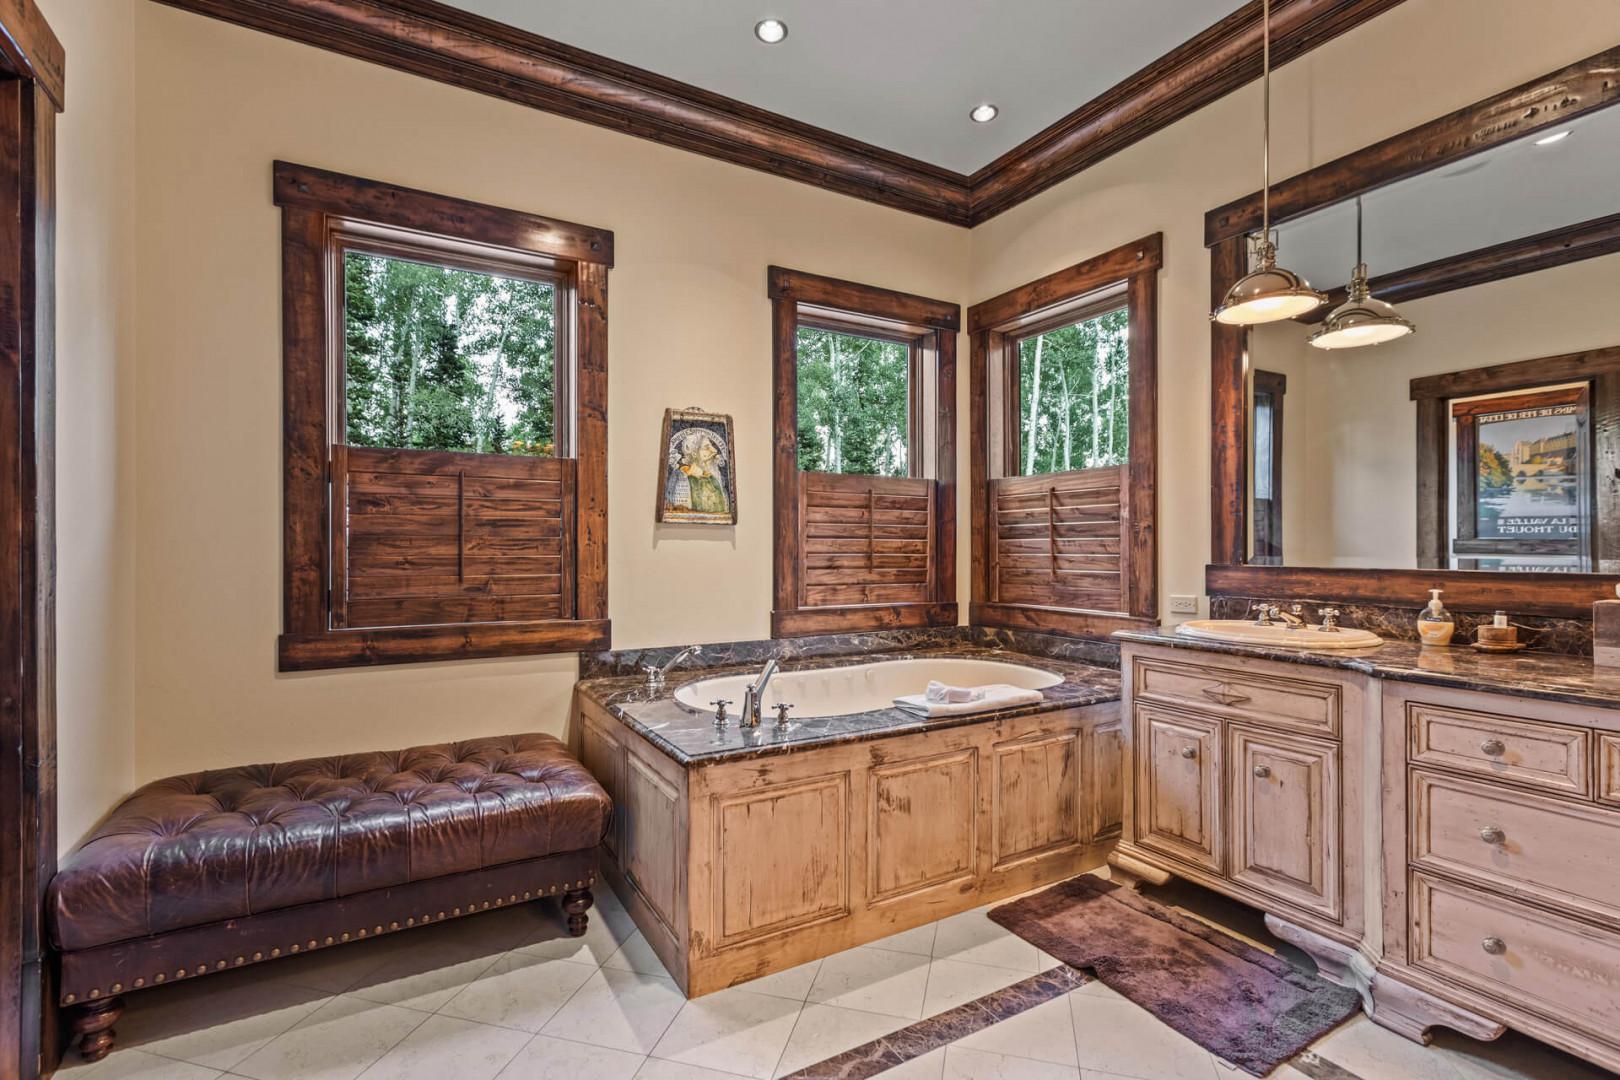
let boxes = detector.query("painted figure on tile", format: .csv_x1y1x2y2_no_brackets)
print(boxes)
657,409,738,525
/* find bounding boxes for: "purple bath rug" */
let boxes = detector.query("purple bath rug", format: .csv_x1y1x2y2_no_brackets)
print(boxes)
990,874,1360,1076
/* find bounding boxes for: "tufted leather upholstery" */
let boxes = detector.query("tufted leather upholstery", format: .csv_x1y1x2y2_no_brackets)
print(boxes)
49,734,610,952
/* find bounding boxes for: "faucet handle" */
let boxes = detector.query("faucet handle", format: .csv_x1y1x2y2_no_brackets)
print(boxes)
710,699,733,726
773,702,795,729
1319,607,1341,631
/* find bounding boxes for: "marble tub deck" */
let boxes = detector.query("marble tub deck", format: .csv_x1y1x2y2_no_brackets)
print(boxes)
1115,627,1620,710
575,646,1123,767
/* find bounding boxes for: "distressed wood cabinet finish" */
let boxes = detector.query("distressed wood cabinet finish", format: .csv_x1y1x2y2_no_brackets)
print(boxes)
1229,725,1340,922
573,695,1120,996
1134,705,1223,873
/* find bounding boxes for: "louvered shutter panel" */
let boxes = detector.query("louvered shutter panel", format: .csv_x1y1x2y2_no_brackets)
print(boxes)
988,465,1128,614
797,471,937,609
331,445,575,629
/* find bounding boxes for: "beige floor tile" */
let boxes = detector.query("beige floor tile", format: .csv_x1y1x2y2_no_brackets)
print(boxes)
437,952,598,1032
604,930,674,979
344,940,502,1013
515,901,638,967
920,959,1032,1019
541,967,689,1053
494,1034,645,1080
731,959,822,1002
358,1013,529,1080
807,947,931,1019
650,987,803,1079
875,1047,947,1079
54,1048,224,1079
1427,1028,1617,1080
635,1059,757,1080
955,996,1078,1067
231,994,425,1080
863,923,939,957
113,977,330,1071
942,1046,1079,1080
1066,995,1217,1080
772,1003,914,1078
930,909,1042,974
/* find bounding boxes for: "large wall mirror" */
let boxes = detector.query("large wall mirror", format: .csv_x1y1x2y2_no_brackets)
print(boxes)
1205,46,1620,615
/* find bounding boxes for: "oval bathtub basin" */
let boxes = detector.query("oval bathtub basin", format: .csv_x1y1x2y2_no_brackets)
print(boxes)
672,657,1063,719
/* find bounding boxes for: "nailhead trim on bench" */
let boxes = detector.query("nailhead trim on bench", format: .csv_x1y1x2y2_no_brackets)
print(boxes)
61,875,594,1003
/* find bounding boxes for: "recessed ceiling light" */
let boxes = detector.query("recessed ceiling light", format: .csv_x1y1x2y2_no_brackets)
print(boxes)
753,18,787,44
1535,129,1572,146
969,103,999,124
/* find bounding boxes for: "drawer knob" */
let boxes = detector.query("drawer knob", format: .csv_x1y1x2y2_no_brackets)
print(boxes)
1479,825,1505,845
1180,746,1198,760
1481,936,1507,956
1253,764,1271,779
1480,739,1506,757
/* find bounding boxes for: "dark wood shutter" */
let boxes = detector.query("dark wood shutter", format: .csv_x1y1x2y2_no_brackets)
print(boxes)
797,471,937,609
987,466,1128,614
331,445,575,629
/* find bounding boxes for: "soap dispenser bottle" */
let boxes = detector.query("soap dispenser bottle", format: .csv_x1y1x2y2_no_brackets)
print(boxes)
1417,589,1455,646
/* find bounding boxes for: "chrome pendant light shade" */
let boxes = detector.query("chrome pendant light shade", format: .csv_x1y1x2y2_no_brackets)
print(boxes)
1209,0,1325,327
1308,198,1415,350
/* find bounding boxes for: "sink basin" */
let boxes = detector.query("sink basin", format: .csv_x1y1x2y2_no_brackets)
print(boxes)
1175,619,1381,650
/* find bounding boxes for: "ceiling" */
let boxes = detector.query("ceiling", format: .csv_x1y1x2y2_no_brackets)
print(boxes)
440,0,1247,174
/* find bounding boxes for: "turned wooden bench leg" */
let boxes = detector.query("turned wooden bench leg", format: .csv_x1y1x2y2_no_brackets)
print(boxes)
73,995,124,1062
563,888,593,937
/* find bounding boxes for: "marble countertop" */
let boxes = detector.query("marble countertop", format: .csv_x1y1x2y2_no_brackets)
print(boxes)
575,646,1123,767
1115,627,1620,710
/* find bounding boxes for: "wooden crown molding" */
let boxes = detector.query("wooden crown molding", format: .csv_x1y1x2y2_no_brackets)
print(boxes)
0,0,65,109
154,0,1403,227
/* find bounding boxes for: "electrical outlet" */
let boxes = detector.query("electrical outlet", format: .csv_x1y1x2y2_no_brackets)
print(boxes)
1169,594,1200,615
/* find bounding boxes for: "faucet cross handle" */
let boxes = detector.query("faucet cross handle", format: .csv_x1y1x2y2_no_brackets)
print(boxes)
773,702,795,729
710,699,733,727
1319,607,1342,632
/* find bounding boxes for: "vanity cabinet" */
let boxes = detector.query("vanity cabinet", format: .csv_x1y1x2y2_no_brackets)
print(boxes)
1117,646,1363,948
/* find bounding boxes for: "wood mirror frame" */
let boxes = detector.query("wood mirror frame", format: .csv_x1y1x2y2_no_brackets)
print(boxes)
1204,45,1620,618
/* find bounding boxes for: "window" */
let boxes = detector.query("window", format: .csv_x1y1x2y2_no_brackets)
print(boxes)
968,235,1161,637
769,267,959,637
275,162,612,670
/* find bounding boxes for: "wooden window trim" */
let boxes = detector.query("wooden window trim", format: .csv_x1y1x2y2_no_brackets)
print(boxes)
968,234,1162,638
769,267,960,637
275,162,613,670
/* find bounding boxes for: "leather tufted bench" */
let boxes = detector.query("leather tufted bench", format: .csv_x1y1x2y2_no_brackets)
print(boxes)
48,733,611,1061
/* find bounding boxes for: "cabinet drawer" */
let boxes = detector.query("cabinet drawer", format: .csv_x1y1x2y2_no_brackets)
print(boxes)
1600,735,1620,808
1408,701,1588,796
1132,655,1340,737
1410,872,1620,1040
1411,770,1620,927
1134,704,1223,873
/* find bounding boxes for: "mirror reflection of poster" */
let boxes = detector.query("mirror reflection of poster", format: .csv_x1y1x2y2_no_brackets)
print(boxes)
1475,404,1581,540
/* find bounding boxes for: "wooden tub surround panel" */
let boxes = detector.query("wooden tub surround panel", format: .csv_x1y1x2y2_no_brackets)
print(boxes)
574,692,1121,996
1116,635,1620,1074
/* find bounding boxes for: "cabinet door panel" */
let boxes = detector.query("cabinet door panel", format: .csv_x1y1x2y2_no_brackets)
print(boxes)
714,775,849,944
1134,706,1222,872
1229,725,1340,921
868,749,977,903
991,729,1082,870
624,752,681,933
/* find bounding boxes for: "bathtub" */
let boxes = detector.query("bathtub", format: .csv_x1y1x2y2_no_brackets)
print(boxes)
671,656,1063,718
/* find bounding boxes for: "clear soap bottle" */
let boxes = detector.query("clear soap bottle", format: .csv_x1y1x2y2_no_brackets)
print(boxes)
1417,588,1454,646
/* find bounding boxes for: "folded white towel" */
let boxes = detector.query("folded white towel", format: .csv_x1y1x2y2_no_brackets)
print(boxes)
925,680,981,703
894,683,1045,717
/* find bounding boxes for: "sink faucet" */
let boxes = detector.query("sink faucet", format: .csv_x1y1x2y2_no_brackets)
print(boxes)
740,658,780,728
644,645,702,691
1253,602,1305,629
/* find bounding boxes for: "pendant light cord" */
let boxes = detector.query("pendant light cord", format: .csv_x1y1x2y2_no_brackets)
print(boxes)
1355,196,1363,266
1261,0,1271,249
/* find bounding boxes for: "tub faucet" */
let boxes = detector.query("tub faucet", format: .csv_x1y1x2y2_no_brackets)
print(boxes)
644,645,702,691
740,658,780,728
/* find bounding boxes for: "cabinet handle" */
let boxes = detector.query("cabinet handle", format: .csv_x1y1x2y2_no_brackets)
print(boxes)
1481,936,1506,956
1201,684,1252,706
1180,746,1198,760
1253,764,1271,779
1479,739,1506,757
1479,825,1505,845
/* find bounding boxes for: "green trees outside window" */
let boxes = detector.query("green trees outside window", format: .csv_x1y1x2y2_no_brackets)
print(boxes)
343,251,557,456
796,327,910,478
1017,307,1129,475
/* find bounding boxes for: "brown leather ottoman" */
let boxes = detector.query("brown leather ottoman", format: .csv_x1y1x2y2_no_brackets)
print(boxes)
47,733,611,1061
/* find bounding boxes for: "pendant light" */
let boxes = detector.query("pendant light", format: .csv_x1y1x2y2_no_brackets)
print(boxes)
1211,0,1326,326
1308,197,1415,349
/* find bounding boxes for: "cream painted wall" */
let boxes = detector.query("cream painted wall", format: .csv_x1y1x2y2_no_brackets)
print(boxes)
1250,254,1620,568
127,5,970,780
43,0,139,852
966,0,1620,618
